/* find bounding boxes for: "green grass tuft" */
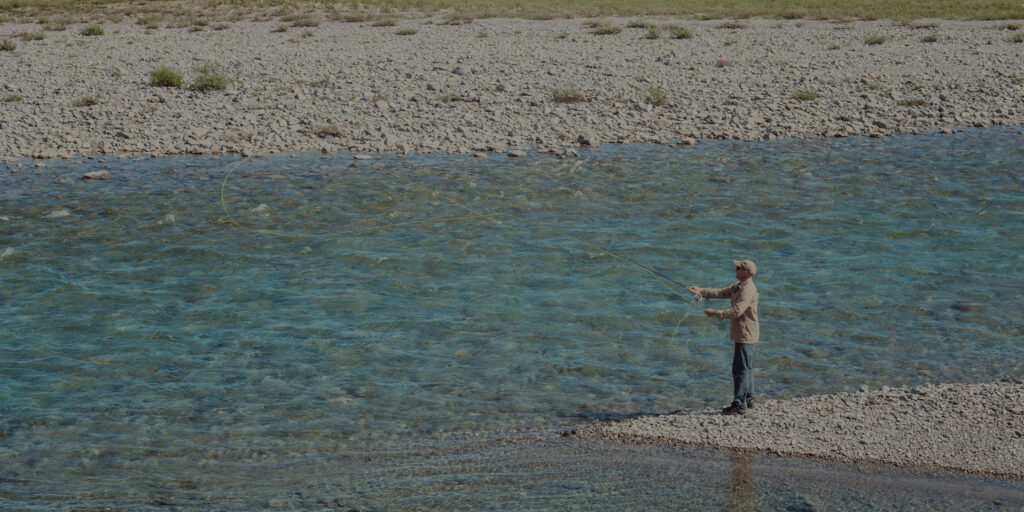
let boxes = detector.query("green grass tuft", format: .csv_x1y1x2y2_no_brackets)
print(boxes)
3,93,22,102
21,31,45,41
920,33,939,42
643,85,668,106
188,62,229,92
373,18,397,27
1010,31,1024,43
666,25,693,39
716,21,745,29
436,92,465,102
0,39,16,51
313,125,340,137
72,96,99,107
149,66,183,87
80,24,104,36
550,87,587,103
395,27,417,35
592,23,622,35
644,26,660,39
791,89,819,101
864,34,886,45
897,98,929,107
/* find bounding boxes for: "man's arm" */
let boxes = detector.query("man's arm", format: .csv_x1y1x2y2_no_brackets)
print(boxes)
689,284,734,300
711,284,754,320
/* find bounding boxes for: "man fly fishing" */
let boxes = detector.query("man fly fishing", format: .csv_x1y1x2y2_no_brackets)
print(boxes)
687,260,759,415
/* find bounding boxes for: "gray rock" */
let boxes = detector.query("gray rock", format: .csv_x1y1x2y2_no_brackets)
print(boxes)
82,170,111,180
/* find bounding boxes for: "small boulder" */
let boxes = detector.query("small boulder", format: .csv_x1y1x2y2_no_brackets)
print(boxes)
82,170,111,180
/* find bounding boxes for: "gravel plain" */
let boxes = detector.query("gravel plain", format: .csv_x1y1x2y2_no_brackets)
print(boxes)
581,380,1024,480
1,16,1023,161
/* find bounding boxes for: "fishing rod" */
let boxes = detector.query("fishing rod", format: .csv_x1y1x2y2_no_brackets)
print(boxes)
221,157,701,303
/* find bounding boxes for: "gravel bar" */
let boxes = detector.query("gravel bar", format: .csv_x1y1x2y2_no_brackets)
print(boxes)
580,380,1024,480
2,17,1023,161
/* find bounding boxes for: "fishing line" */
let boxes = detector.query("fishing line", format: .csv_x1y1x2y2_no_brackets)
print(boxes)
220,156,711,336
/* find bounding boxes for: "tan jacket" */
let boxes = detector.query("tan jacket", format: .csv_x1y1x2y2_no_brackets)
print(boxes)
697,279,759,343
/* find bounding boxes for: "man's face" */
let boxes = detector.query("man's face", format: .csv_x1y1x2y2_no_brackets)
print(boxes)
736,266,751,280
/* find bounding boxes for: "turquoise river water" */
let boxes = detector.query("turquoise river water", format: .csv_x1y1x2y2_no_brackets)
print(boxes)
2,127,1023,510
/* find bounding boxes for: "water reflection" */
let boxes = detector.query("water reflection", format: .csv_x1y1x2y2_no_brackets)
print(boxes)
725,453,756,512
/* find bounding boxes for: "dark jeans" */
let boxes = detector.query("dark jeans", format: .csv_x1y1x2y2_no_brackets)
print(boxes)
732,343,754,408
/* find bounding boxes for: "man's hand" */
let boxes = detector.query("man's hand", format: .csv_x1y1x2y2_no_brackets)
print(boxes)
687,285,700,295
704,308,715,317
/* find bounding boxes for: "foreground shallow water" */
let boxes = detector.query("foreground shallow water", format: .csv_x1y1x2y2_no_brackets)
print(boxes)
2,127,1023,509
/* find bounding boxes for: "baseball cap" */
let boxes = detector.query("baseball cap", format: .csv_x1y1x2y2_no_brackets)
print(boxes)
734,259,757,276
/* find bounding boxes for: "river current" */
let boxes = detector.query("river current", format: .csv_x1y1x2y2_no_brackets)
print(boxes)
2,127,1022,509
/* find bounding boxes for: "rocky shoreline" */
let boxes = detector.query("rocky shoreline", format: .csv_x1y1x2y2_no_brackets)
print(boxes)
579,380,1024,480
1,17,1023,161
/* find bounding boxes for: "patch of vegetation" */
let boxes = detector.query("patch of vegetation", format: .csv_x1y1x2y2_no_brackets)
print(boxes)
21,31,45,41
80,24,104,36
188,62,229,92
149,65,183,87
666,25,693,39
189,25,204,32
477,29,488,38
395,28,417,35
550,87,587,103
717,21,746,29
645,26,660,39
372,93,389,102
1013,74,1024,85
581,19,605,28
591,23,622,35
444,13,473,25
920,33,939,42
626,19,655,29
864,34,886,45
43,21,68,31
997,23,1021,30
285,14,319,27
373,18,397,27
2,93,22,102
73,96,99,107
827,42,841,49
907,20,939,29
1010,31,1024,43
556,32,568,39
436,92,465,102
791,89,820,101
341,12,372,23
301,29,315,37
897,98,929,107
0,39,16,51
272,24,288,32
213,23,231,30
309,78,329,87
643,85,668,106
313,124,340,137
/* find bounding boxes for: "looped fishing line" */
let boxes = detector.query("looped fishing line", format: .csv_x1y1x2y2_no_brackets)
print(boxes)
221,156,711,339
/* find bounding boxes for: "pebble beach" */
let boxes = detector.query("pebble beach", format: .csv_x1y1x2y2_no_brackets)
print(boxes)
1,16,1023,160
582,380,1024,479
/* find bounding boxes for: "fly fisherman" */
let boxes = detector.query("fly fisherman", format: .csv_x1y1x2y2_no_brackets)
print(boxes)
687,260,759,415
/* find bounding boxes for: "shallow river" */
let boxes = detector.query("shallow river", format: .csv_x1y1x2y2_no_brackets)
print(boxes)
2,127,1022,509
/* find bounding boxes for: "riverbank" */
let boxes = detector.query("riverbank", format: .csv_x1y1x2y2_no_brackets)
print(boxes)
2,17,1023,161
579,380,1024,480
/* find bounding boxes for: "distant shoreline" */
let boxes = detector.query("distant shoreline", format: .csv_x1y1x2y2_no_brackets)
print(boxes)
2,16,1023,162
578,380,1024,480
